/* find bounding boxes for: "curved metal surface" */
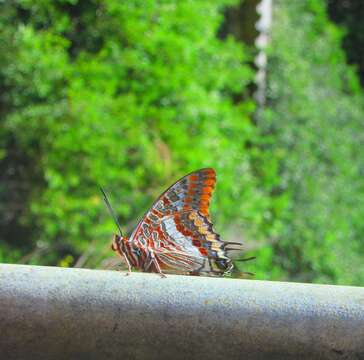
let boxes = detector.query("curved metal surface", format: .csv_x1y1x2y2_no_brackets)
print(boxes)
0,264,363,360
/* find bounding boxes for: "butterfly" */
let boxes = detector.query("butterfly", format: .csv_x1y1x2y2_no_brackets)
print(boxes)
101,168,249,277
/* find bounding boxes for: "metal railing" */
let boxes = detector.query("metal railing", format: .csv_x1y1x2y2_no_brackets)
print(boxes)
0,264,363,359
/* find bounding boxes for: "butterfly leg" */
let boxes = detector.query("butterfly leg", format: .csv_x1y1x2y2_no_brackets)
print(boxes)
148,250,166,278
154,261,167,279
122,252,132,275
112,242,133,275
114,251,132,275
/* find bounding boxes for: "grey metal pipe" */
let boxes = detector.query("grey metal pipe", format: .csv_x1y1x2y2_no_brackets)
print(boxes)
0,264,363,360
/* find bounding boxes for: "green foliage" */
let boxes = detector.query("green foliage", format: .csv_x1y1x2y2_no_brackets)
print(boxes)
0,0,276,268
259,0,364,285
1,0,364,286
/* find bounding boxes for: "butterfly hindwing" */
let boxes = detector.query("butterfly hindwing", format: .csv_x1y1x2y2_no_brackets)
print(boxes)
157,210,233,274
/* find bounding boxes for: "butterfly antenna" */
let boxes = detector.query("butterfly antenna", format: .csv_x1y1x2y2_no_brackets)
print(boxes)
236,256,256,262
100,186,123,237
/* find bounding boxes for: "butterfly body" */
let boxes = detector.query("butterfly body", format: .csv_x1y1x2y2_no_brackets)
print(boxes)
107,168,242,277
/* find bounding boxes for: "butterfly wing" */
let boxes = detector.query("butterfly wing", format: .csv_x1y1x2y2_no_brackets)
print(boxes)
156,210,235,274
150,167,216,217
130,168,239,275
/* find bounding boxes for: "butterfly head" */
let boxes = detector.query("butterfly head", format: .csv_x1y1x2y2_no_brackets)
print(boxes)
111,233,127,253
111,233,143,268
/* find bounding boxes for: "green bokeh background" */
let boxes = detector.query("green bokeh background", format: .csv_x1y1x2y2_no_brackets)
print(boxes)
1,0,363,285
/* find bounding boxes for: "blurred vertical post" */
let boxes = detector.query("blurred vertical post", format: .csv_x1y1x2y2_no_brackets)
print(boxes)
221,0,273,109
255,0,273,108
